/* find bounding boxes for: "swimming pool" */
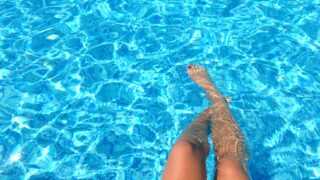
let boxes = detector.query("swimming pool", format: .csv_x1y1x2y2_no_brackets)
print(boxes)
0,0,319,179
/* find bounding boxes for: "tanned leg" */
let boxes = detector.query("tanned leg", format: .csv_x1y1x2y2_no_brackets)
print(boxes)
163,107,214,180
186,65,249,180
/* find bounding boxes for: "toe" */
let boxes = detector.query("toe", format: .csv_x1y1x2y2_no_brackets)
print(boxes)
191,65,198,72
195,66,200,71
187,65,195,74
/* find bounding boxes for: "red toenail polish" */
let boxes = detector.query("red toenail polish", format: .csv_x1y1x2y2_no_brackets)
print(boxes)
188,65,191,69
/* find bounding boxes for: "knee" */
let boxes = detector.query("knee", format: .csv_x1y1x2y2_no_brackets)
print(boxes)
216,159,248,180
217,160,239,174
171,141,200,156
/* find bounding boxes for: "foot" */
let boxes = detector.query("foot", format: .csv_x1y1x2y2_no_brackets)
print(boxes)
187,65,230,104
187,65,215,91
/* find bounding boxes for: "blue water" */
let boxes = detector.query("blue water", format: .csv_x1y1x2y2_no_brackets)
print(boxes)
0,0,320,179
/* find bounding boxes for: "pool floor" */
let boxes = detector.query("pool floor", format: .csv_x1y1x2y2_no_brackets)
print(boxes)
0,0,320,179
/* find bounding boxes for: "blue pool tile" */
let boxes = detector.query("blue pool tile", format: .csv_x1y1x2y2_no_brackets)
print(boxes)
65,37,83,51
3,130,21,148
299,20,320,40
0,163,26,179
82,153,104,170
53,113,77,129
132,124,156,143
29,172,59,180
31,29,64,52
54,155,80,178
52,143,74,160
117,44,129,57
95,172,118,180
96,82,121,103
36,128,59,146
88,44,114,60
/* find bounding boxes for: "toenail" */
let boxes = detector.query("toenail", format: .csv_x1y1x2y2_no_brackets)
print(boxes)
188,65,192,69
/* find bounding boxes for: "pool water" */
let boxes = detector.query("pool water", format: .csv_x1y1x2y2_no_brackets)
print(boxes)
1,0,320,179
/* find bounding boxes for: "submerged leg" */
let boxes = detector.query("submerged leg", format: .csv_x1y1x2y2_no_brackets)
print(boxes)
187,65,249,180
210,103,248,180
163,107,214,180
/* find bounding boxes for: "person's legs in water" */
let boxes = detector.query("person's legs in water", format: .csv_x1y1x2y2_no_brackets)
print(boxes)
163,65,249,180
187,65,249,180
163,107,214,180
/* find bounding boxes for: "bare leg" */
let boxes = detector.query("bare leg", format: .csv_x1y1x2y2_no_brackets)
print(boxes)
187,65,249,180
163,107,214,180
